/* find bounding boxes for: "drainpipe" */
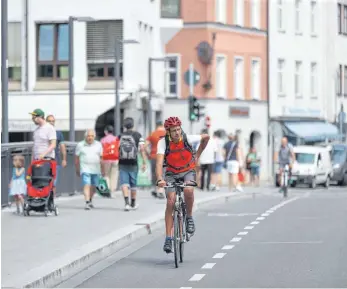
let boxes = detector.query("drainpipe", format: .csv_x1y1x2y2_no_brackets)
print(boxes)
22,0,29,91
266,0,272,181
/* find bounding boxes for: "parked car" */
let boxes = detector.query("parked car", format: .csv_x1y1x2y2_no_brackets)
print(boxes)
330,144,347,186
290,146,333,188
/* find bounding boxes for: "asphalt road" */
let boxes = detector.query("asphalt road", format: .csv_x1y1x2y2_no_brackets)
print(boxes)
59,186,347,288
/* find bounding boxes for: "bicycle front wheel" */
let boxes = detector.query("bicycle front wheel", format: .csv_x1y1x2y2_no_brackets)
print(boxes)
173,211,180,268
179,213,185,263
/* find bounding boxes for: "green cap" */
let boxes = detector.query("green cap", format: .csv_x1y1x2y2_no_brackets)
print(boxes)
29,108,45,118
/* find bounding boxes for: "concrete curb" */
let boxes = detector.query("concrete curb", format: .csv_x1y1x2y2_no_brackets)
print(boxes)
3,191,248,288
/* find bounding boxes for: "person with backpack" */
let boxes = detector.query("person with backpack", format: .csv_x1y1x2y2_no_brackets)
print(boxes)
156,116,210,253
101,125,119,194
118,117,147,211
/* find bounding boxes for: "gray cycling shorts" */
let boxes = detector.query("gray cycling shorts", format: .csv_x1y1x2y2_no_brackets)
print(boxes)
164,170,196,194
279,162,290,169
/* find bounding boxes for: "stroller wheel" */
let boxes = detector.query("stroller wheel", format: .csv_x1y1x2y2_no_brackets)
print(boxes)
54,207,59,216
44,210,49,217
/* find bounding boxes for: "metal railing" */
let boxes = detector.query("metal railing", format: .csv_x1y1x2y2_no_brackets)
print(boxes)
1,142,82,207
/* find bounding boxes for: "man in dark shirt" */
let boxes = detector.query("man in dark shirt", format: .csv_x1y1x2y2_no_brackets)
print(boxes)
46,115,67,196
118,117,147,211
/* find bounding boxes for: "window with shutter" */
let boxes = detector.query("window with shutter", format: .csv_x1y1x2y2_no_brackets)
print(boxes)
86,20,124,80
8,22,22,81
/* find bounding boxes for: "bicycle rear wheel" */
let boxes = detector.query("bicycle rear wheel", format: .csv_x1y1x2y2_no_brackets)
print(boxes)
173,211,180,268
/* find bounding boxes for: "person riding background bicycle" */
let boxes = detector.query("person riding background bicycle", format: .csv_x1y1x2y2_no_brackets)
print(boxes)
274,137,296,192
156,117,210,253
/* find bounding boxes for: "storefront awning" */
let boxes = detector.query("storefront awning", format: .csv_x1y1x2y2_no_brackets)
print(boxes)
283,121,342,142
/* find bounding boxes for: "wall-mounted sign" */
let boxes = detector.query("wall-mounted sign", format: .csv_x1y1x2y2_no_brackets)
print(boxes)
282,107,321,117
229,106,250,117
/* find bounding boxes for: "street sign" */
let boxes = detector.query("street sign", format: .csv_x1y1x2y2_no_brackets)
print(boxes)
184,69,200,86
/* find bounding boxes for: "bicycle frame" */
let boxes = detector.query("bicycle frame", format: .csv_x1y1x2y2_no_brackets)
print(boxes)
164,180,196,268
281,164,290,197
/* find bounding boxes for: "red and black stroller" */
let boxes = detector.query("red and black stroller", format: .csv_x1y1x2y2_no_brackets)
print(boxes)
24,158,59,217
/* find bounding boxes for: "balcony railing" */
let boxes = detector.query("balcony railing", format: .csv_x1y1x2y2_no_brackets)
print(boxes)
161,0,181,18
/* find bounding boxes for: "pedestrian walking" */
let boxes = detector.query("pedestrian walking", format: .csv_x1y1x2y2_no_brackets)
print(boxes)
118,117,147,211
145,121,166,198
8,155,27,214
210,130,224,191
75,129,105,210
29,108,56,160
223,133,243,192
101,125,120,194
199,129,217,191
46,115,67,196
246,147,261,186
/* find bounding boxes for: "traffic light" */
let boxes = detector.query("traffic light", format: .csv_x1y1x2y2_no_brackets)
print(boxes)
188,96,205,122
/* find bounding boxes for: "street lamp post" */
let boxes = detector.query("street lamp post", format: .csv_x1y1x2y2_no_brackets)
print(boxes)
68,16,94,142
1,0,9,143
148,57,169,135
114,39,139,136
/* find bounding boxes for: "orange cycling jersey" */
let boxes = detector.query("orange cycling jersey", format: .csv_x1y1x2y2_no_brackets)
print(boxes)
164,133,195,174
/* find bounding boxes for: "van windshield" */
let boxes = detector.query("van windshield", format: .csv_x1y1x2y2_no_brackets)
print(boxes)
295,153,315,164
332,149,346,164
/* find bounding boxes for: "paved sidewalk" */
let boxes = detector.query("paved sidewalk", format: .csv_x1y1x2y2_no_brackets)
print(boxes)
1,187,259,287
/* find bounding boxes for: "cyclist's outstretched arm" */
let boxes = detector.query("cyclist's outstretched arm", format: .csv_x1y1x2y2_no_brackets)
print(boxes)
196,134,210,159
156,138,166,184
156,154,164,181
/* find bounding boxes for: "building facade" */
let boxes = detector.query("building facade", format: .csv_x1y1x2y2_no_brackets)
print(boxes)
163,0,270,180
269,0,326,119
330,0,347,129
268,0,345,148
7,0,182,140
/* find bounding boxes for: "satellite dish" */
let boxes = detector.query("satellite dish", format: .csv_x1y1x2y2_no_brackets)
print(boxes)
196,41,213,65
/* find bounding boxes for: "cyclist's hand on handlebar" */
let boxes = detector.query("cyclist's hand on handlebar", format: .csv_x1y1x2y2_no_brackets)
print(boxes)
156,180,166,188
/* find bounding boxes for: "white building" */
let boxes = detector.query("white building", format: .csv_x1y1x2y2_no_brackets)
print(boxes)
268,0,345,147
269,0,326,119
7,0,182,140
324,0,347,127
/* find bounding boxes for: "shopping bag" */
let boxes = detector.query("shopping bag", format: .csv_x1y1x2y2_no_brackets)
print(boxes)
238,171,245,184
96,177,111,198
136,154,152,187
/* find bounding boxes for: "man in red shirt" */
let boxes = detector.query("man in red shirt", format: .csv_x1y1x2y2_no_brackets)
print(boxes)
145,121,166,198
100,125,119,194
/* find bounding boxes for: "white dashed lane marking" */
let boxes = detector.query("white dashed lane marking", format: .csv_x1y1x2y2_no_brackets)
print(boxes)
212,253,226,259
222,245,235,250
202,263,216,269
230,237,242,242
244,226,254,230
184,195,304,286
189,274,205,281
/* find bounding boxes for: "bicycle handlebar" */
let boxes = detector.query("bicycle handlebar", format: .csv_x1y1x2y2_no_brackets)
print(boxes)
163,180,198,188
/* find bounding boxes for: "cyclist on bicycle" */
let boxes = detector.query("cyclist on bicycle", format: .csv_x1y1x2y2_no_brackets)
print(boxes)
274,137,295,191
156,117,210,253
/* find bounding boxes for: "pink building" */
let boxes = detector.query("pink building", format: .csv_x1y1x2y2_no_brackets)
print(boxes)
163,0,269,179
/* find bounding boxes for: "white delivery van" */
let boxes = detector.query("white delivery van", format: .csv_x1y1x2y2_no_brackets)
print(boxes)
290,146,333,189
